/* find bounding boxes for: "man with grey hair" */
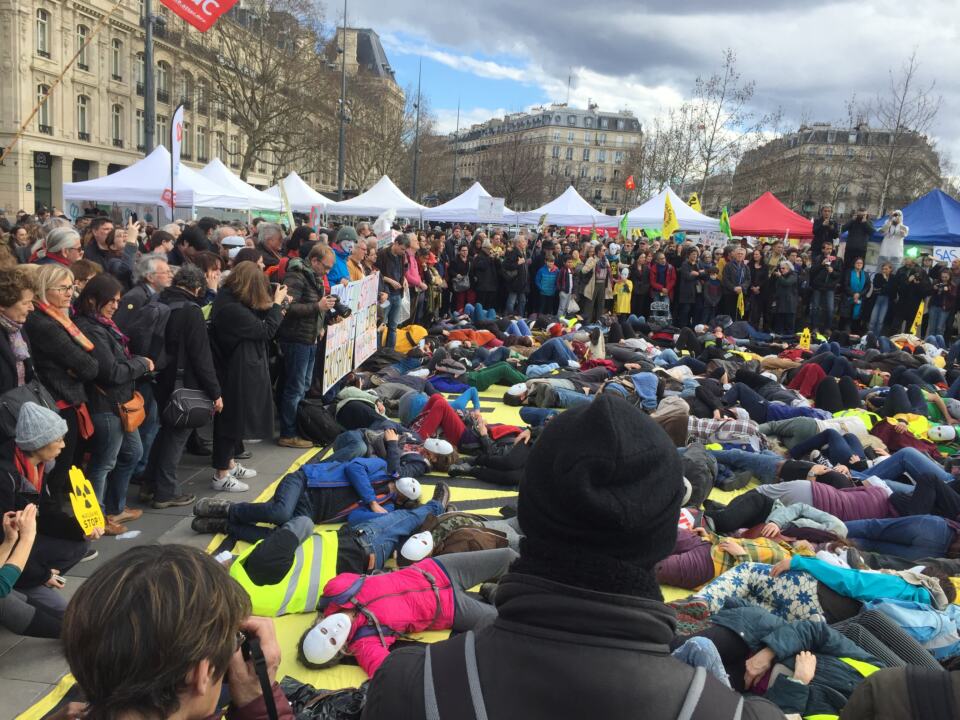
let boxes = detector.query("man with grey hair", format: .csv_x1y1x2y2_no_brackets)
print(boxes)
161,222,182,240
355,221,372,239
257,222,284,269
37,226,83,266
211,225,238,246
114,255,173,328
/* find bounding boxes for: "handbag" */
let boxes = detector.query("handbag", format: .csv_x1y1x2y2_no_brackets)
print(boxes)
0,378,57,439
452,274,470,293
161,336,214,429
566,297,581,314
118,391,146,432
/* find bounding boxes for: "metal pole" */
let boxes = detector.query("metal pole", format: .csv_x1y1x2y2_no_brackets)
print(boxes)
336,0,347,200
451,98,459,195
411,57,422,201
143,0,155,153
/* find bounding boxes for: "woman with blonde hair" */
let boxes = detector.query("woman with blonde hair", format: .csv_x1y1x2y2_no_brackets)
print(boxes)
208,262,288,493
23,265,99,497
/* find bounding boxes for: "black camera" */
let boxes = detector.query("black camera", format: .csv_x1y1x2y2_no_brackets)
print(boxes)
328,296,352,319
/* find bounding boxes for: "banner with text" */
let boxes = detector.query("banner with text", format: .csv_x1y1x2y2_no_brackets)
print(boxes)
322,272,380,393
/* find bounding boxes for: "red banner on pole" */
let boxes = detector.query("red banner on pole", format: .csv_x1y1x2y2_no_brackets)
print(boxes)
160,0,237,32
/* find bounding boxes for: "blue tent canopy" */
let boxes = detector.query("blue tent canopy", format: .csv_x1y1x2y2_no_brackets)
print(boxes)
869,189,960,247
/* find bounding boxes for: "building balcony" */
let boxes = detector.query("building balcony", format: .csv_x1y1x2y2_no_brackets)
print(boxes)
197,103,208,116
113,138,124,148
37,49,50,59
157,90,170,104
78,62,89,71
78,131,91,142
136,82,144,96
39,124,53,135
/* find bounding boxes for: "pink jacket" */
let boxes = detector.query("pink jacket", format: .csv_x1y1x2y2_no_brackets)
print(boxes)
405,249,423,287
810,483,896,522
321,558,454,676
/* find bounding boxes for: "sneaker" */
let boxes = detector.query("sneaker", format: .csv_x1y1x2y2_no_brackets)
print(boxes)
432,481,451,510
193,497,234,517
153,494,196,509
234,449,253,460
110,507,143,524
80,547,99,562
103,520,128,536
230,463,258,480
211,474,250,493
191,516,229,534
567,360,581,370
277,436,314,449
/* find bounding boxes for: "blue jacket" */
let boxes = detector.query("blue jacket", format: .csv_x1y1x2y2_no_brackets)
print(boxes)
791,555,933,606
630,372,659,410
535,266,559,296
328,246,351,285
864,599,960,659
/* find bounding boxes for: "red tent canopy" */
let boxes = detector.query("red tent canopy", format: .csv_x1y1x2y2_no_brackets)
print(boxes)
729,192,813,240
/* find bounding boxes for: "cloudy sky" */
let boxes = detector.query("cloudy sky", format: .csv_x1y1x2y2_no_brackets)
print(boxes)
341,0,958,164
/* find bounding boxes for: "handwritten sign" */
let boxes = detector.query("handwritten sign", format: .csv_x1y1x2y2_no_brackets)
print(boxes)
933,246,960,265
322,274,380,393
68,466,105,535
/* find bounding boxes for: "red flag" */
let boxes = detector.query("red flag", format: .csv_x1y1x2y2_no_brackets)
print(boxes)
625,175,635,191
160,0,237,31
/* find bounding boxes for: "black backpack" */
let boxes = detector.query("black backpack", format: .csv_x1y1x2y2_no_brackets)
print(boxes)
123,297,186,370
297,399,343,446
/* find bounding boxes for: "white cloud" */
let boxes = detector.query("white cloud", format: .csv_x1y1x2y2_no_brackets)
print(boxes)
433,106,511,134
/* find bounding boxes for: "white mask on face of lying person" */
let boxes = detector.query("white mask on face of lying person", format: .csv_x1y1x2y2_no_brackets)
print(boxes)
929,425,957,442
302,613,352,666
395,476,422,501
401,531,434,562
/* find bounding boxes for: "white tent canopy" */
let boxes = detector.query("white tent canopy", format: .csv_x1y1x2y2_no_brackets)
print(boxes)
604,187,720,232
199,159,283,211
63,146,254,209
264,171,331,213
518,186,609,226
422,182,516,223
325,175,426,218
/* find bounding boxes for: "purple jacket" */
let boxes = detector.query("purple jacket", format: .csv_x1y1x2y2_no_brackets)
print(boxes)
811,483,896,522
655,529,714,589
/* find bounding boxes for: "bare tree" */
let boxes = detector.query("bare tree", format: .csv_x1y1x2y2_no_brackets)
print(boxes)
871,50,942,213
342,77,410,192
209,0,334,181
479,135,547,209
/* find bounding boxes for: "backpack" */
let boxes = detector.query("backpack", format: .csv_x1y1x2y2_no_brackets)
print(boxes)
297,398,343,446
420,512,506,555
123,297,186,370
0,379,57,440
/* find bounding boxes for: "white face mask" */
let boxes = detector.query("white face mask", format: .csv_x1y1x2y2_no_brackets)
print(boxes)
302,613,352,665
395,477,422,501
401,531,434,562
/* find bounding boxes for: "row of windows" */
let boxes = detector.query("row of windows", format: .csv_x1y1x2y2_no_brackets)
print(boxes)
550,131,637,146
550,146,626,163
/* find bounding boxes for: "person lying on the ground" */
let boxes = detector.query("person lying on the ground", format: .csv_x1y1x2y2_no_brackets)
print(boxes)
760,415,872,451
323,427,459,474
298,547,518,677
223,483,450,617
502,366,612,408
408,393,521,452
840,663,960,720
844,514,960,562
687,413,768,452
708,447,855,487
446,417,541,486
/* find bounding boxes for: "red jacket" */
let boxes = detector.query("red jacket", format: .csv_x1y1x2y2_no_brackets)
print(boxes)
649,263,677,300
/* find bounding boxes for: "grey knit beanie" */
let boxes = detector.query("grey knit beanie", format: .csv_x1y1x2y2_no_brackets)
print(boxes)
16,402,68,452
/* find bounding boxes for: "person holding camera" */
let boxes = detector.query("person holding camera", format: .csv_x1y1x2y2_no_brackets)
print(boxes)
809,240,842,333
811,204,838,258
891,257,931,333
63,544,294,720
879,209,909,273
841,207,874,271
276,246,336,450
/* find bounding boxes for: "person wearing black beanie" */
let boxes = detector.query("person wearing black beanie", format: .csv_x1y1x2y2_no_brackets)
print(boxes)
363,394,785,720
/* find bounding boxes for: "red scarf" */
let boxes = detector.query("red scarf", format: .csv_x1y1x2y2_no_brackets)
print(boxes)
14,446,43,493
35,301,95,352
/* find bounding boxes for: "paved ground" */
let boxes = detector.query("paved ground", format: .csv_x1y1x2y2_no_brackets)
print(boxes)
0,435,313,720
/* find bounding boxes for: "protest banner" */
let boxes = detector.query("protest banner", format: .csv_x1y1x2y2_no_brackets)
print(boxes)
322,273,380,393
160,0,238,32
353,273,380,368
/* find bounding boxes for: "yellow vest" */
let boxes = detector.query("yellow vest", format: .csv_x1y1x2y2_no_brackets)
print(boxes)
230,531,339,617
833,409,881,431
803,657,879,720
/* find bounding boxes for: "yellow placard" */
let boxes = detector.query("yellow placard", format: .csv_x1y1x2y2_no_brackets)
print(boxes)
799,327,812,351
911,301,924,336
68,466,105,534
736,292,745,318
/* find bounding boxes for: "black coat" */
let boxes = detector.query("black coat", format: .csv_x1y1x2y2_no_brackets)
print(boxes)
501,248,528,293
209,288,283,439
0,328,34,396
471,251,499,293
23,310,99,406
771,271,799,315
675,261,701,304
362,573,784,720
842,218,874,258
810,257,843,291
113,282,153,332
630,263,651,298
74,316,151,415
153,287,221,410
278,260,326,345
811,217,839,257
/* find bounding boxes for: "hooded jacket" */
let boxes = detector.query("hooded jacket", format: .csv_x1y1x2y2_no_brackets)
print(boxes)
362,573,785,720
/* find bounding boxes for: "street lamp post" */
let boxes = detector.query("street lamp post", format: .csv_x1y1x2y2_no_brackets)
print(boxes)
143,0,156,153
411,57,422,201
336,0,347,200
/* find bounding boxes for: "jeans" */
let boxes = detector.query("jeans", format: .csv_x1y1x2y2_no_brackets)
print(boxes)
504,319,531,337
135,380,160,477
554,387,592,408
528,337,576,366
810,289,835,330
558,291,573,317
279,341,318,438
722,383,769,422
326,429,369,464
353,500,444,568
88,412,144,516
709,449,783,485
672,637,731,688
845,516,954,560
855,447,953,485
504,292,527,317
228,471,312,543
519,406,559,426
474,346,510,366
928,306,950,339
384,292,403,350
788,429,865,465
869,296,890,336
463,303,496,323
653,348,680,367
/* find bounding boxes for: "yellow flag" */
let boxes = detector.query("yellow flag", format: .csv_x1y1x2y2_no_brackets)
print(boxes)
911,301,925,336
688,192,702,213
799,327,811,351
68,466,105,535
663,193,680,240
736,292,745,318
